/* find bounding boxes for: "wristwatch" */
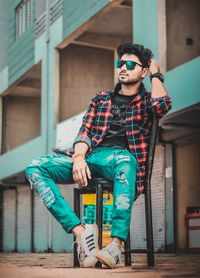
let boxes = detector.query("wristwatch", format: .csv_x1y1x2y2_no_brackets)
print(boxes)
150,72,164,83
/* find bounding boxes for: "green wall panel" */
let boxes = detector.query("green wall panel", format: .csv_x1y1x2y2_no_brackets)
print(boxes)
8,0,35,85
63,0,109,39
165,57,200,113
133,0,159,59
0,136,45,180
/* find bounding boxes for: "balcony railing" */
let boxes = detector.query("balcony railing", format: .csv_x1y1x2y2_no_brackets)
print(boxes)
35,0,63,39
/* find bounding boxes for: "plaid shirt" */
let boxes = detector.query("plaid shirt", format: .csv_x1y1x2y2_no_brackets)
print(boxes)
54,83,172,196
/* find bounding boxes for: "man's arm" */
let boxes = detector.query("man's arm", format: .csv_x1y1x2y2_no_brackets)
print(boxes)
150,59,168,98
72,94,99,187
149,59,172,117
74,142,89,156
72,142,91,188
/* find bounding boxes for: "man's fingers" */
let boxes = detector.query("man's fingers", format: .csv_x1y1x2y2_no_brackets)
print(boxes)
76,170,85,186
72,161,90,187
72,169,81,185
73,171,79,184
86,166,91,179
81,168,88,186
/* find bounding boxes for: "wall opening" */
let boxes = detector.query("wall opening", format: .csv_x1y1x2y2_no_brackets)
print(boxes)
175,140,200,250
59,44,114,122
166,0,200,70
1,63,41,154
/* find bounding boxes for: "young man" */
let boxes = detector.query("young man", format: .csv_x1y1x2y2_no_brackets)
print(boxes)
25,43,172,268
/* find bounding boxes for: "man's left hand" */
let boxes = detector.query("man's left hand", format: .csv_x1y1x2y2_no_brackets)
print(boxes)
149,59,160,75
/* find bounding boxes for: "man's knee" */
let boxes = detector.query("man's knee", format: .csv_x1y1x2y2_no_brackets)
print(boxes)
25,166,43,189
25,157,49,187
115,152,137,168
26,168,56,208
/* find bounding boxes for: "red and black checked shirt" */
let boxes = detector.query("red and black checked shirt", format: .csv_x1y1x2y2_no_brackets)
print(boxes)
55,83,172,196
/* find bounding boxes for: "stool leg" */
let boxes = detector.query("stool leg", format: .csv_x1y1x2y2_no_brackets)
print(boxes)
96,183,103,267
145,185,155,267
144,117,158,267
124,231,132,266
73,188,80,267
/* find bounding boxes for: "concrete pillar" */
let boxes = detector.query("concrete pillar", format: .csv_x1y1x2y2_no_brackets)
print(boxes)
133,0,167,71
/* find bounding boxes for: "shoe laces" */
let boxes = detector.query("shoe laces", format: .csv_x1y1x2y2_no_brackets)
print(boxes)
72,232,96,265
71,238,84,265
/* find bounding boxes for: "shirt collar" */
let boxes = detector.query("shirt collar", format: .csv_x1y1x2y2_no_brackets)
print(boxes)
111,82,146,102
132,82,146,102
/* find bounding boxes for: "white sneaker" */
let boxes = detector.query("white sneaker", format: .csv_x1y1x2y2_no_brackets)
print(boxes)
76,224,99,268
96,240,122,269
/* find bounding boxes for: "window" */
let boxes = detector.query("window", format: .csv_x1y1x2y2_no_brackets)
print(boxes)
35,0,46,20
15,0,33,39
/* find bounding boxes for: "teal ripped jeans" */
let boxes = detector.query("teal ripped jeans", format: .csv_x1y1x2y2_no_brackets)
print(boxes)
25,147,137,241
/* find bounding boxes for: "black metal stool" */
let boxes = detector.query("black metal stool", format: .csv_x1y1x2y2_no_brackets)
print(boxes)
73,116,159,267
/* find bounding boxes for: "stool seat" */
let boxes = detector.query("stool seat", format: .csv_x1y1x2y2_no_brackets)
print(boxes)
75,176,113,194
87,176,113,191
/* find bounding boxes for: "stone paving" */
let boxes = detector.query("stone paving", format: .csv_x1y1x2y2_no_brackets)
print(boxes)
0,253,200,278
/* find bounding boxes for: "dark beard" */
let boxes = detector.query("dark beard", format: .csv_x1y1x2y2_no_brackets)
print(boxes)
119,76,142,85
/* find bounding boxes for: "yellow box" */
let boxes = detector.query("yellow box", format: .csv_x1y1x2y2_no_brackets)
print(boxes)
83,193,113,205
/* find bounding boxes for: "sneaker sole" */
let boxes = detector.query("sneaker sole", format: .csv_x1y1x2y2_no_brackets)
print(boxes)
96,253,115,269
83,256,98,268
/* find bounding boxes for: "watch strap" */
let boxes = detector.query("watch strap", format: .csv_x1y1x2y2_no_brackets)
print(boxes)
150,72,164,83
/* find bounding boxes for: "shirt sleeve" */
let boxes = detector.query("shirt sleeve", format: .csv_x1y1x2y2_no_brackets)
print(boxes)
150,94,172,118
73,94,99,149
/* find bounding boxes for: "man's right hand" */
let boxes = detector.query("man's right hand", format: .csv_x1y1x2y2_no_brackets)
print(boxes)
72,157,91,187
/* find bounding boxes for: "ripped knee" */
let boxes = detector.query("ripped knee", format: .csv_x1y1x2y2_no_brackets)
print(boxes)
115,153,137,167
115,155,131,165
26,171,55,208
25,157,50,187
26,170,42,188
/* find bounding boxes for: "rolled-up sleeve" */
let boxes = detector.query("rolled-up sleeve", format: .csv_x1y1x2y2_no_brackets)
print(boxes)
150,95,172,118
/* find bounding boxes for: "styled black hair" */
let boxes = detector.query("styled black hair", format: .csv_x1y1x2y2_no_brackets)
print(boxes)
117,43,153,68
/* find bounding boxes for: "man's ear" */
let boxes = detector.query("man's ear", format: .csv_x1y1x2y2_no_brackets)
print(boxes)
141,67,149,78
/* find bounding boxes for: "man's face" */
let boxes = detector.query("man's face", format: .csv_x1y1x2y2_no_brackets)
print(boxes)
117,54,148,85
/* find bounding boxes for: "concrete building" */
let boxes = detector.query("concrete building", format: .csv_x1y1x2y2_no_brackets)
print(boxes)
0,0,199,253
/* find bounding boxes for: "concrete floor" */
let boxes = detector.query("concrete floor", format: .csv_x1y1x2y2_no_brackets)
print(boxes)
0,253,200,278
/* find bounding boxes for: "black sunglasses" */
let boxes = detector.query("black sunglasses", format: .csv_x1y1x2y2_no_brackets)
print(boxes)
115,59,143,70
